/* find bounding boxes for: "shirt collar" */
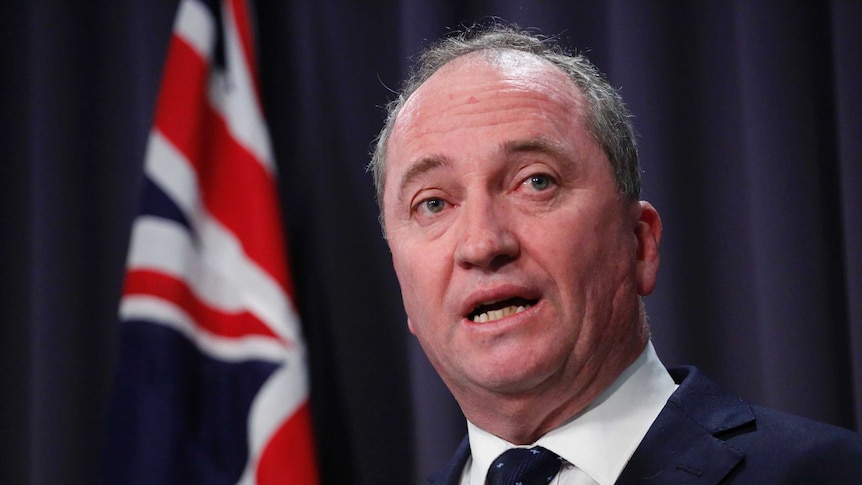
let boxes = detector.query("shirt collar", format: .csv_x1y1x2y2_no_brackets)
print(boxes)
466,341,676,485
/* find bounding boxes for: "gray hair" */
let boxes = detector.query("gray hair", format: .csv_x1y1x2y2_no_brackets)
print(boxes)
369,24,641,219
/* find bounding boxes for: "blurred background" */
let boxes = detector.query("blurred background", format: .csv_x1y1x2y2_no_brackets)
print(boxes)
2,1,860,484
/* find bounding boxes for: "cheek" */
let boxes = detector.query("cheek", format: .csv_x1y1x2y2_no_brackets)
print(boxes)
533,220,629,302
532,228,592,280
391,242,445,321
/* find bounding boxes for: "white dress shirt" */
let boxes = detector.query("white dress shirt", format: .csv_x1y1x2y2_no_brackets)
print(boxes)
460,341,677,485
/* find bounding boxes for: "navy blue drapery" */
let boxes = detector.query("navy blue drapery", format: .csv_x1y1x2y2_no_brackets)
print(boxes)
2,1,860,484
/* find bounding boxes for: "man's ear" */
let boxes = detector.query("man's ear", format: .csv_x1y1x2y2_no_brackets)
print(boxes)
634,201,662,296
407,318,416,335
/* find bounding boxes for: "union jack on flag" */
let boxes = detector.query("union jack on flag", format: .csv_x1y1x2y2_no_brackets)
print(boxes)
103,0,318,483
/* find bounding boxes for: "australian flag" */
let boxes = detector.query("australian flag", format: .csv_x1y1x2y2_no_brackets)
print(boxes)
103,0,318,483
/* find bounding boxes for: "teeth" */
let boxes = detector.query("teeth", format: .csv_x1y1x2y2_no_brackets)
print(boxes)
472,304,530,323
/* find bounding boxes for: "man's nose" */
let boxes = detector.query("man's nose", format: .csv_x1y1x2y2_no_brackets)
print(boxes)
453,197,520,270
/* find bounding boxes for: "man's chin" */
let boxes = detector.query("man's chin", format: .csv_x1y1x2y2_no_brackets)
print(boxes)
459,363,556,398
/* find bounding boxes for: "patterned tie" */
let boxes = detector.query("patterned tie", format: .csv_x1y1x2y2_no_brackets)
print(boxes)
486,446,563,485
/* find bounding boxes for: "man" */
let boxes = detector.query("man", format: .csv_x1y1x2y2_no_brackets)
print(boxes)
370,25,862,484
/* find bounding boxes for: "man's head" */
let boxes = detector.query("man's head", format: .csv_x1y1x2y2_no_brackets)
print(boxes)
370,26,641,221
374,26,662,443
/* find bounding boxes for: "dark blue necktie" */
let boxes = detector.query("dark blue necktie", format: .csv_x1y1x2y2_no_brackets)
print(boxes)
486,446,563,485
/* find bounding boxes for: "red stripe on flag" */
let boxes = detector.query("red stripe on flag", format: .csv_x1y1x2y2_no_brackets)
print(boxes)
255,402,319,485
192,116,292,295
123,269,283,341
151,34,295,300
153,35,209,164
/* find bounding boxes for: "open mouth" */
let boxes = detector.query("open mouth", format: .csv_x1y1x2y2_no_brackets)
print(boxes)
468,297,537,323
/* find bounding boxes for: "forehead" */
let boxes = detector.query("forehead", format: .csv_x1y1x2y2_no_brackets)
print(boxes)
384,50,587,189
391,50,582,141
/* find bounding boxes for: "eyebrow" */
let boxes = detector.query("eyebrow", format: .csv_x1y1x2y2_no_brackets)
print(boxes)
397,155,452,203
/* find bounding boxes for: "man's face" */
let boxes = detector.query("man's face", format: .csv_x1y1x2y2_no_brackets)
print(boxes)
382,52,660,406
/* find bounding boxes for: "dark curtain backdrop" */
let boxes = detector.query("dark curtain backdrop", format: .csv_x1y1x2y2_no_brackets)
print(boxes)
3,1,860,484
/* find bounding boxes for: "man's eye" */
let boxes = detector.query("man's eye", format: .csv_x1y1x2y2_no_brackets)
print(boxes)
525,174,553,191
419,198,446,214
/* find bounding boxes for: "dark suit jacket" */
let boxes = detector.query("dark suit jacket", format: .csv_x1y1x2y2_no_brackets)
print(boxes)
430,366,862,484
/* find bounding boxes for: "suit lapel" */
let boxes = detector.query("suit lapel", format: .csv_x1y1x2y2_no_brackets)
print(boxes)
429,436,471,485
617,367,754,485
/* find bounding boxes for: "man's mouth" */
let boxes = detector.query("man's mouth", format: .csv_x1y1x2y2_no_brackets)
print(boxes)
468,297,536,323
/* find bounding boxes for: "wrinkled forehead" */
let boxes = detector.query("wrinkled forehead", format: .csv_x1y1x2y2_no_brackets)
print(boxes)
388,50,584,158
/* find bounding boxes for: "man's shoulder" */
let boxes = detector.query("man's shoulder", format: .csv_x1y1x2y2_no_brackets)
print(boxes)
732,402,862,481
624,365,862,483
746,402,862,447
668,365,861,446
